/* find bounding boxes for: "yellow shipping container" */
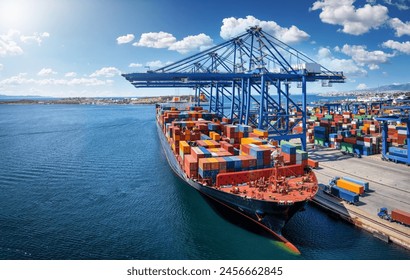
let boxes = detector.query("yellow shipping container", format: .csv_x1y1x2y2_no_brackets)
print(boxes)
179,141,191,154
336,178,364,195
253,129,268,137
241,137,262,145
204,140,219,148
211,132,220,141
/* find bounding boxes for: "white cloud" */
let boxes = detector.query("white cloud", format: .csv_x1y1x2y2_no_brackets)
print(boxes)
220,15,310,44
168,33,213,54
0,30,24,56
368,64,380,70
116,34,135,44
388,18,410,37
0,73,33,85
133,31,214,53
90,67,121,78
338,44,394,69
129,63,143,68
383,0,409,10
146,60,167,68
317,47,368,77
37,68,57,76
357,83,368,89
20,32,50,45
65,72,77,77
311,0,389,35
66,78,108,86
133,31,176,48
382,40,410,54
1,30,49,56
0,73,111,87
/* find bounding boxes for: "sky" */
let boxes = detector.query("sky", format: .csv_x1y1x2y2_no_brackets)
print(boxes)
0,0,409,97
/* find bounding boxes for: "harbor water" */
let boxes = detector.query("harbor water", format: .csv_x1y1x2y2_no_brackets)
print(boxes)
1,102,409,260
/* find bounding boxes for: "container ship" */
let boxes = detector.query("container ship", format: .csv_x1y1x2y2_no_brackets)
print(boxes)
156,98,318,254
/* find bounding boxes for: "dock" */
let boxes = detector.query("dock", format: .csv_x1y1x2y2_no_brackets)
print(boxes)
308,146,410,250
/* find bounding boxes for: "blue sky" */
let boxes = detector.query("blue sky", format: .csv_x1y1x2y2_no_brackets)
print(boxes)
0,0,409,97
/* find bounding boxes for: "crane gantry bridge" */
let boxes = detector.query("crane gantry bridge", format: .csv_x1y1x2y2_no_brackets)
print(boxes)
123,26,346,150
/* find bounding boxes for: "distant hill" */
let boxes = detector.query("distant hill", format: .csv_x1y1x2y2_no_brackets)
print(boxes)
0,94,56,100
366,83,410,92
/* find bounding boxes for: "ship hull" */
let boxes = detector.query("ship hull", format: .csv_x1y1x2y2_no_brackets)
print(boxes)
156,121,307,237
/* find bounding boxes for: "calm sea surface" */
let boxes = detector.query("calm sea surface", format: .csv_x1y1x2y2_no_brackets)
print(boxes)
0,102,409,260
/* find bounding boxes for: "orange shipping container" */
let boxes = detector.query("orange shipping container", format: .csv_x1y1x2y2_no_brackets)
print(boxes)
307,159,319,168
336,178,364,195
253,129,268,137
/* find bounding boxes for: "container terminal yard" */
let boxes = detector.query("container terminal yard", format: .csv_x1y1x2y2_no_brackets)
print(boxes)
122,26,410,251
308,147,410,249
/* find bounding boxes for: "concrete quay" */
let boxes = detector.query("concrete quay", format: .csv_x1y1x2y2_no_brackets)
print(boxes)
308,147,410,250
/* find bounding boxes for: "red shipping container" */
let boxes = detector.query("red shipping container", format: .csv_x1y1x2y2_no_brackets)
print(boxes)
283,153,296,164
307,159,319,168
186,169,198,178
391,209,410,226
344,137,357,144
184,154,198,171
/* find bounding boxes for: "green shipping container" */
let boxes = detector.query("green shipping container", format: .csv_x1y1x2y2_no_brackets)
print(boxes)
314,138,326,146
341,142,354,153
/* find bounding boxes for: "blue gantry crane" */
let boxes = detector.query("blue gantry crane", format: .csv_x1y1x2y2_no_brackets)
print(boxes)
376,107,410,165
123,26,346,150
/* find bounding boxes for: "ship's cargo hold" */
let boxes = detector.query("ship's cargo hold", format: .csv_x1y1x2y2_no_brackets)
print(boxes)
336,178,364,195
330,186,359,204
391,209,410,226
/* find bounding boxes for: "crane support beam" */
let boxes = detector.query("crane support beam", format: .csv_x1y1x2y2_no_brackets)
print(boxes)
122,26,346,151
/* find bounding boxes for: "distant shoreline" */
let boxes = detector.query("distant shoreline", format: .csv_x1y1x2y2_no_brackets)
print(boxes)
0,96,193,105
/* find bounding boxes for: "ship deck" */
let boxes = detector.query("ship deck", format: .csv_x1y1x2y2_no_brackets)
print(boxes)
217,174,317,203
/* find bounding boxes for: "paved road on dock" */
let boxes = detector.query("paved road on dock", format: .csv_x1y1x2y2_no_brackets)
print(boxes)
308,147,410,217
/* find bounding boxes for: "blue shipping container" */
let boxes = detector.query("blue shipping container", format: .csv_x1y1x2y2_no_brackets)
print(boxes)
330,186,359,204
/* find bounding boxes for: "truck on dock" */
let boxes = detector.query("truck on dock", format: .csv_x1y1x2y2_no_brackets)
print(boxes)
329,176,367,196
323,185,359,205
377,208,410,226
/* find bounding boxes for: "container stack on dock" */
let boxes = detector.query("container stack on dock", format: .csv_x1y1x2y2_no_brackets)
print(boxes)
308,110,386,156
